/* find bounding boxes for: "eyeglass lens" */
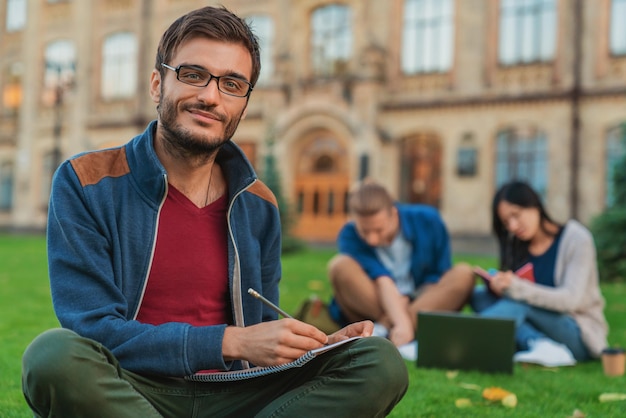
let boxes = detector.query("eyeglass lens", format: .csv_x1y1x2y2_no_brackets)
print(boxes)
176,66,250,97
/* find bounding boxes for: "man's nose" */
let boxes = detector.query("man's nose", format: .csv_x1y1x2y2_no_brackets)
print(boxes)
365,234,381,247
197,77,221,101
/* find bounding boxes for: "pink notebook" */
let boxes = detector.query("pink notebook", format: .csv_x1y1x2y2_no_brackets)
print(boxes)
473,262,535,284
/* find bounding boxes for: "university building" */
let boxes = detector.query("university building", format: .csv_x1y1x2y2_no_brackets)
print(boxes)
0,0,624,243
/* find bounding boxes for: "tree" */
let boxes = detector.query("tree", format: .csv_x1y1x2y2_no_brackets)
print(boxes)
591,122,626,282
262,134,305,254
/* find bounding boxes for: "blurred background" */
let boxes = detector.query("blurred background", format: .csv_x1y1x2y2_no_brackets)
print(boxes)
0,0,624,246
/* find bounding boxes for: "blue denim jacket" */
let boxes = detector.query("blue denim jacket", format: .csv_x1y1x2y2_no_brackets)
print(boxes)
47,120,282,377
337,203,452,287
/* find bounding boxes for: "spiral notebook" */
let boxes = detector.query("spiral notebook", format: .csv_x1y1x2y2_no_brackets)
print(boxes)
185,336,362,382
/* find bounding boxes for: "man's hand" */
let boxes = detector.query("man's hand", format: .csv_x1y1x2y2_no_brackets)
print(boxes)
223,319,328,367
327,320,374,345
388,318,414,347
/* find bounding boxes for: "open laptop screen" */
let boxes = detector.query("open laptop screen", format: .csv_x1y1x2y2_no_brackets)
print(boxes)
416,312,516,374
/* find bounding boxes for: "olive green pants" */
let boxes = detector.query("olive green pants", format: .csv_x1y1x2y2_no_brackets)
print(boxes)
22,328,408,418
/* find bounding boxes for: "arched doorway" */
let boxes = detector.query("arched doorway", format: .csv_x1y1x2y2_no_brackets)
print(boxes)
399,134,442,208
292,130,350,242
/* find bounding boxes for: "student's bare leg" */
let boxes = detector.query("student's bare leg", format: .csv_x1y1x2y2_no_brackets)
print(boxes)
327,254,384,323
408,263,475,325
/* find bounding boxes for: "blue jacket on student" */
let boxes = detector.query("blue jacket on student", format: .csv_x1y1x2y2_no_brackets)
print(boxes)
47,120,282,377
329,204,452,324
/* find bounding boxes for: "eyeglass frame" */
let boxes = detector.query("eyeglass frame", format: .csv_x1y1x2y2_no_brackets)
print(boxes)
160,63,253,98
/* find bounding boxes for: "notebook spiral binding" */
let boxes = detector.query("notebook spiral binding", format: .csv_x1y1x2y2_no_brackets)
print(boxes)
184,336,362,382
185,351,316,382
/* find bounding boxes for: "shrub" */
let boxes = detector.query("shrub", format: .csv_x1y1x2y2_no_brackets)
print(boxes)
592,123,626,282
261,134,306,255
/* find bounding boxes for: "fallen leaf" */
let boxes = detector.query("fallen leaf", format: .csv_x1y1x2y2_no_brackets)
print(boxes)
482,386,512,401
446,370,459,379
598,393,626,402
455,398,472,408
502,393,517,408
567,409,586,418
458,382,481,391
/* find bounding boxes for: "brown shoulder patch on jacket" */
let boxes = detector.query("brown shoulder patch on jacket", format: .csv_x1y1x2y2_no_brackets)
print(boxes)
70,148,130,187
248,180,278,208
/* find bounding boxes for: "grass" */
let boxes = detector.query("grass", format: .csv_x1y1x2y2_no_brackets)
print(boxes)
2,235,626,417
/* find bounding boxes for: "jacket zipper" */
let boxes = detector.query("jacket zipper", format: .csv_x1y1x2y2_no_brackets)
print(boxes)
132,173,169,320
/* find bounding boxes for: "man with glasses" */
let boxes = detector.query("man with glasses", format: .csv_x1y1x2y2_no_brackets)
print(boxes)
22,6,407,417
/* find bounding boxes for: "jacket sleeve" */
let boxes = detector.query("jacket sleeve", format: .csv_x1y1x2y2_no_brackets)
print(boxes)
401,206,452,286
504,221,599,313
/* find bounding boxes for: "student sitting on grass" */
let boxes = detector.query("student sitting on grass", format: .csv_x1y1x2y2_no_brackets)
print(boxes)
20,7,408,417
472,180,608,367
327,179,476,361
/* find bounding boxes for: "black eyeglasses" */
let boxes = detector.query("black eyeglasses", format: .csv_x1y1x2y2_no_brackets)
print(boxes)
161,63,253,98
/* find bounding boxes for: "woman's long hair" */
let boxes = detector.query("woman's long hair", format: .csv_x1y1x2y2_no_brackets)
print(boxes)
492,181,561,270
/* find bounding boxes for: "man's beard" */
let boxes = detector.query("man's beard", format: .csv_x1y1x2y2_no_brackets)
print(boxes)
157,95,244,163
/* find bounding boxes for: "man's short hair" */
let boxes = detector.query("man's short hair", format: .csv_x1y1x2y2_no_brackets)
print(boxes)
155,6,261,87
347,179,394,216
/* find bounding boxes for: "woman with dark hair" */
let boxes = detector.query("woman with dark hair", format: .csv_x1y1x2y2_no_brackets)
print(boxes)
472,181,608,367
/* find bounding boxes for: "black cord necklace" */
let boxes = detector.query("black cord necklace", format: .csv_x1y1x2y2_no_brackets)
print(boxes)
204,166,214,207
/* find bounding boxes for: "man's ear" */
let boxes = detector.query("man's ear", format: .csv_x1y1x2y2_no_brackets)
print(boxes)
149,69,161,104
240,104,248,120
390,205,400,224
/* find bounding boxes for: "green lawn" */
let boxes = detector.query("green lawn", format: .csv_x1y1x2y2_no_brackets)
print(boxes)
1,235,625,417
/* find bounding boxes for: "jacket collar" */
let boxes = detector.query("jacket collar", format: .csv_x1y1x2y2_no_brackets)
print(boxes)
126,120,258,205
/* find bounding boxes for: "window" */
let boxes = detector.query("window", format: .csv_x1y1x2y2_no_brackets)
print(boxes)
402,0,454,74
605,124,626,206
6,0,27,32
610,0,626,55
43,40,76,106
101,32,137,100
246,15,274,85
495,128,548,198
311,4,352,76
0,162,14,211
457,148,477,176
499,0,557,65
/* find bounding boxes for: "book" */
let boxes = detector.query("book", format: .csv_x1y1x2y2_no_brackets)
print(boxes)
185,336,362,382
514,262,535,282
473,262,535,285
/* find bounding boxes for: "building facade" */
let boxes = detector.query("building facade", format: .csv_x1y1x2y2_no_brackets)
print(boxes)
0,0,624,242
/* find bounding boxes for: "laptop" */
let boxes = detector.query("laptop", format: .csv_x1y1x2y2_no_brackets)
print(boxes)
416,312,516,374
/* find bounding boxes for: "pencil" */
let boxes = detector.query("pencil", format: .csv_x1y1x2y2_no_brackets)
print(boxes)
248,288,294,319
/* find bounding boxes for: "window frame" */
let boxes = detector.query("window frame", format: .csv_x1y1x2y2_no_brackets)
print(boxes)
401,0,455,74
610,0,626,56
101,32,138,100
0,161,14,212
42,40,76,106
498,0,557,66
246,14,275,86
6,0,27,32
310,4,353,77
495,127,548,198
